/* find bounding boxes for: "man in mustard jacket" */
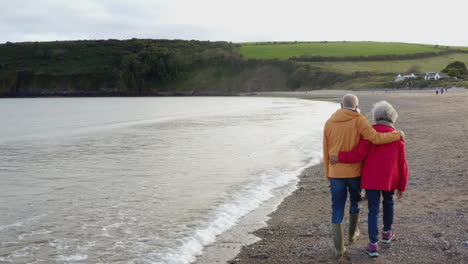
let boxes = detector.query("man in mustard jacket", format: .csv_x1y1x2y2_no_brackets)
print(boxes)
323,94,404,257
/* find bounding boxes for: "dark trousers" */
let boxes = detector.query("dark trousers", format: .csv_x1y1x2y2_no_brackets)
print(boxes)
365,189,395,243
330,177,361,224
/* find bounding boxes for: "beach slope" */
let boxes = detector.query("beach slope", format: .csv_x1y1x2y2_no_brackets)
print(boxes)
231,91,468,264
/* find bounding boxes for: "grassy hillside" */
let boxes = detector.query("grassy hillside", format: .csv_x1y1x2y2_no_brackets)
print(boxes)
238,41,468,89
240,42,448,59
307,53,468,74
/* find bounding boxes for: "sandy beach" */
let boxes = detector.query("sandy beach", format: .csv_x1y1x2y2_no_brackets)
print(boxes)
230,90,468,263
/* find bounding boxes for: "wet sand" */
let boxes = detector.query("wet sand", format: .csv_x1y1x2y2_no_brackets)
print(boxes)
231,90,468,263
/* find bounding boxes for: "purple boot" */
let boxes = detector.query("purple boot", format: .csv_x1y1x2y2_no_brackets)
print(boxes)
366,242,379,257
382,229,395,244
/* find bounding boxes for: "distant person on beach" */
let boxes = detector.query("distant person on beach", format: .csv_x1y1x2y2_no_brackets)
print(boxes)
441,88,444,94
330,101,409,258
323,94,404,257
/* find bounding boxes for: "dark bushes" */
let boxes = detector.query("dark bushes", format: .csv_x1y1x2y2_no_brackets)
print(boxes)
289,50,464,62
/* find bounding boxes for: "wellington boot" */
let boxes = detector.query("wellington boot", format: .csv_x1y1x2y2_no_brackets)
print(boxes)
348,213,361,244
332,223,346,257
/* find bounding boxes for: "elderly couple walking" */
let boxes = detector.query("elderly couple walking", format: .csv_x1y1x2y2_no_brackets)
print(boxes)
323,94,409,257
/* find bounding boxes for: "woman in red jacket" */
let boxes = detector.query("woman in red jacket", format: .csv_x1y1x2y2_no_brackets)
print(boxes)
330,100,409,257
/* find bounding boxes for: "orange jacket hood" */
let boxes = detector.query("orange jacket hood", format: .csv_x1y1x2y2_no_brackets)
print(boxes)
329,109,360,123
323,108,401,179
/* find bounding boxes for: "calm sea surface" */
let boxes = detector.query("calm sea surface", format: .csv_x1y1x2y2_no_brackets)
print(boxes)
0,97,337,264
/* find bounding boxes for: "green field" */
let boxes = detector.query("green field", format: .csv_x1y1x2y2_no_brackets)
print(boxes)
240,42,447,59
307,53,468,74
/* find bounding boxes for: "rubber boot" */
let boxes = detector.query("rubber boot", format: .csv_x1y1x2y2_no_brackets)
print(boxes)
332,223,346,257
348,213,360,244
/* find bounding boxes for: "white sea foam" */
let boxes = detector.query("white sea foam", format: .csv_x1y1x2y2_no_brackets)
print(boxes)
18,229,52,240
56,254,88,262
0,222,23,232
102,222,124,237
153,154,323,264
0,214,46,232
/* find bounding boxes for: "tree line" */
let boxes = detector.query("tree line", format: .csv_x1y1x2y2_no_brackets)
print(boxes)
289,49,466,62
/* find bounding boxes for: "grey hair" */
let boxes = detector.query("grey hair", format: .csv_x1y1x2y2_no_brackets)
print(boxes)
372,101,398,123
341,94,359,108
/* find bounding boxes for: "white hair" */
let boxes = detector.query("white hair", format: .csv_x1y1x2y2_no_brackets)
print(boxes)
341,94,359,108
372,101,398,123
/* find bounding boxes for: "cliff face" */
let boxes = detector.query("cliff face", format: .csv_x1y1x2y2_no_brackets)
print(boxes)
0,71,117,96
0,65,291,97
165,65,291,96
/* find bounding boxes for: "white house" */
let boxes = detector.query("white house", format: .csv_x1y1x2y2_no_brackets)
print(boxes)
425,72,449,80
404,73,417,78
395,74,405,82
394,73,417,82
425,72,439,80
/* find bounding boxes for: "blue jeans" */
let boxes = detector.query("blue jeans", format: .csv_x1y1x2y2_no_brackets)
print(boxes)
366,189,395,243
330,177,361,224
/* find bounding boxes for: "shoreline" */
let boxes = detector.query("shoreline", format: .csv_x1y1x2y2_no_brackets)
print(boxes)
194,98,338,264
230,91,468,263
0,87,466,99
194,157,329,263
194,167,301,264
194,97,338,264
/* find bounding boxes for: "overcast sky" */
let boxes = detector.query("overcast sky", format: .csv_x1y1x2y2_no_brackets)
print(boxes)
1,0,467,46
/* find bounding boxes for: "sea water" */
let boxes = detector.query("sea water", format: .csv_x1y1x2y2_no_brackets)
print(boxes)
0,97,337,264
